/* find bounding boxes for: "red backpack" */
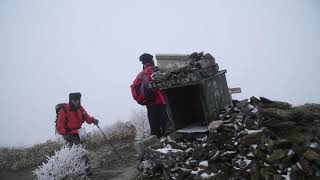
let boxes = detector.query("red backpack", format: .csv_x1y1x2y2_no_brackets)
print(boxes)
131,71,155,105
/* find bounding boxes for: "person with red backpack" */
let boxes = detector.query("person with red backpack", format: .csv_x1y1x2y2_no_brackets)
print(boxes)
131,53,168,138
56,92,99,144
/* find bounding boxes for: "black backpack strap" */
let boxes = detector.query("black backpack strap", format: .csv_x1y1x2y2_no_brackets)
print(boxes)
61,105,71,132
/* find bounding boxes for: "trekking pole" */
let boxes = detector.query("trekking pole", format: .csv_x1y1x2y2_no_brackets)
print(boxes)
95,124,123,160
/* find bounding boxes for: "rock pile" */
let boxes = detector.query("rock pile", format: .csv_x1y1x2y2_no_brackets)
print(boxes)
137,97,320,179
151,52,218,81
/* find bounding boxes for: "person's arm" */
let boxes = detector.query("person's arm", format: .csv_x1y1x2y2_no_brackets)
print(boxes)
57,109,67,135
81,106,94,124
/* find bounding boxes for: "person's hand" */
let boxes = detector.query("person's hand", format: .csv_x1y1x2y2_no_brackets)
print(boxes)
93,118,99,125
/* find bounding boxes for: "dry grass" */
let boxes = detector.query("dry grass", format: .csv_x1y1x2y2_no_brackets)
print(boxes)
295,103,320,114
0,140,62,172
84,121,137,150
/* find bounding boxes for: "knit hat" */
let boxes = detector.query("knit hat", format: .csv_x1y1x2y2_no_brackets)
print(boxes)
139,53,154,65
69,92,81,100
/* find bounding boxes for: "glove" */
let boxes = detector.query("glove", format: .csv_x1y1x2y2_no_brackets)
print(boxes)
93,118,99,125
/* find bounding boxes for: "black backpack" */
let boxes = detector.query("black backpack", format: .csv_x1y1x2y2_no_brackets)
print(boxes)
55,103,67,133
140,73,156,104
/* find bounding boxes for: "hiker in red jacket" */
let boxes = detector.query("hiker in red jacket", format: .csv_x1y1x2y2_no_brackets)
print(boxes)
57,92,99,144
131,53,169,138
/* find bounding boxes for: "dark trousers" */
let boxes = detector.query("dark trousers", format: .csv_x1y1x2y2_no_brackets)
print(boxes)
147,104,169,138
63,134,81,146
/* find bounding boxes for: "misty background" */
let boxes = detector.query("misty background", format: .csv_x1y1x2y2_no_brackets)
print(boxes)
0,0,319,146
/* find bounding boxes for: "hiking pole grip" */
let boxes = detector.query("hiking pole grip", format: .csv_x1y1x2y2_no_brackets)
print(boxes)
95,124,123,160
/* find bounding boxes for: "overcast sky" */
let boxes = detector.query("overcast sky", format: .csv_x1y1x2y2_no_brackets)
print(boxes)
0,0,319,146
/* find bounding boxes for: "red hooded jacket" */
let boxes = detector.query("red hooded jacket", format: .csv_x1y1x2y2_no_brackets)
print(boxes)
57,104,94,135
141,64,166,107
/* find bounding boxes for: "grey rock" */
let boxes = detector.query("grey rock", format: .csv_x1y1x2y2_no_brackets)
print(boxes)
266,149,288,163
208,120,223,133
136,135,162,157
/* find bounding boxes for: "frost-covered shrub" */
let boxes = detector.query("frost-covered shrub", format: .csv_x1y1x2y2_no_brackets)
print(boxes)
33,144,89,180
129,108,150,141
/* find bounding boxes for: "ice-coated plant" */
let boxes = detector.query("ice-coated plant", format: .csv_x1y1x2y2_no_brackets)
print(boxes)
33,144,89,180
130,108,150,141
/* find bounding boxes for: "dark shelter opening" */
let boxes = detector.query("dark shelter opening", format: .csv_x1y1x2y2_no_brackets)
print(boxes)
165,85,205,130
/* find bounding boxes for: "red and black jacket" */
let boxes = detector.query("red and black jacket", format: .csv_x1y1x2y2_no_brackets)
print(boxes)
57,104,94,135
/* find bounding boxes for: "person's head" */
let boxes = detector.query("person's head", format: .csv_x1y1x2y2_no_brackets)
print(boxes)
139,53,154,69
69,92,81,109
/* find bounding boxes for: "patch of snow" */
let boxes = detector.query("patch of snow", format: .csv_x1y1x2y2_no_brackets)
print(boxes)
251,144,258,149
247,152,254,157
297,162,303,170
213,151,220,158
177,126,208,133
167,136,175,142
233,124,239,131
310,142,319,148
201,172,216,179
233,166,240,170
186,148,193,153
247,104,254,110
244,129,263,134
180,168,191,172
277,170,282,174
191,168,202,175
202,136,208,142
243,158,252,166
185,157,192,165
281,168,292,180
264,162,270,167
288,149,294,156
251,108,258,114
160,137,166,143
222,151,237,155
199,160,208,167
155,147,183,154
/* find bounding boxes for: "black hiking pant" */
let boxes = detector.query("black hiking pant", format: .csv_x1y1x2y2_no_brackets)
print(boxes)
63,134,81,145
147,104,169,138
